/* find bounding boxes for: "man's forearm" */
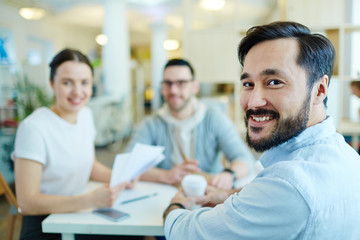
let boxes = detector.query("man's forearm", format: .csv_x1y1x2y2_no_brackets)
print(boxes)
231,159,250,179
163,202,186,222
140,167,170,184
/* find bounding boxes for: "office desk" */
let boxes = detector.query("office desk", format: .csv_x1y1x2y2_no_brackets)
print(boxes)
42,181,178,240
337,120,360,152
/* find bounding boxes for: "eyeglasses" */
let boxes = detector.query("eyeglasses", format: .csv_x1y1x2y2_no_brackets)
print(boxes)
161,80,193,89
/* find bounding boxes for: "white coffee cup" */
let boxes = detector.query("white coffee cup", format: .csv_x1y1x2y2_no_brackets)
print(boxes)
181,174,207,209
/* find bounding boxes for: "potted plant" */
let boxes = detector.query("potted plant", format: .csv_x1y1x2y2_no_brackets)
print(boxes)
0,74,53,182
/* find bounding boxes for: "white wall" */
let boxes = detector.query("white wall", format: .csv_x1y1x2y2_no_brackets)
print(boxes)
287,0,343,27
0,3,100,89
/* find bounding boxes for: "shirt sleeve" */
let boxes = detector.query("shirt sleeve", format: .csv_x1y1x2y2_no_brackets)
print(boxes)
164,176,309,240
13,121,46,164
126,117,155,152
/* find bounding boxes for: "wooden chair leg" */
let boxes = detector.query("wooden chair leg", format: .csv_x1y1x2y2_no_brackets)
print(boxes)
6,215,16,240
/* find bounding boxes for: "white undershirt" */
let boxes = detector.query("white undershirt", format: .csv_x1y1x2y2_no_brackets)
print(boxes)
157,98,207,165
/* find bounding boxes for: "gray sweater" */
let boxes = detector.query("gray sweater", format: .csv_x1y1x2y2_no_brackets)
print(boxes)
127,107,255,174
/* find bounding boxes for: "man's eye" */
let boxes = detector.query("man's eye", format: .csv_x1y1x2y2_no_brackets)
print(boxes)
63,81,71,85
268,79,282,85
178,81,186,86
242,82,253,87
82,80,89,85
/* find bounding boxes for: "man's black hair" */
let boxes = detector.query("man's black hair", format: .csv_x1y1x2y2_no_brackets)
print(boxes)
238,21,335,106
164,59,195,79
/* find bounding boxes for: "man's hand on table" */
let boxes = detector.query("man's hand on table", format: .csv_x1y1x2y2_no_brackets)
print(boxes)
209,172,234,190
163,187,197,221
163,184,242,221
166,160,201,184
196,185,236,207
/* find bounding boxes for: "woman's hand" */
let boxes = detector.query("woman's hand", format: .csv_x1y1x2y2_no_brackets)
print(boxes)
90,182,127,208
126,177,139,189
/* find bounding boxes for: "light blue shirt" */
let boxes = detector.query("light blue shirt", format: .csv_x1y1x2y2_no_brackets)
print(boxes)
164,117,360,239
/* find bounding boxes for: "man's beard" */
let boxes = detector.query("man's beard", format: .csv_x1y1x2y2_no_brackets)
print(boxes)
167,95,192,113
245,94,310,152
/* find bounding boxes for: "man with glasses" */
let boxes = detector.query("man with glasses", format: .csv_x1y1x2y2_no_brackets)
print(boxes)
127,59,255,190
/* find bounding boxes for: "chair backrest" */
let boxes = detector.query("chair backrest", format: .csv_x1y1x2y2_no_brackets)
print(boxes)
0,172,20,240
0,173,18,208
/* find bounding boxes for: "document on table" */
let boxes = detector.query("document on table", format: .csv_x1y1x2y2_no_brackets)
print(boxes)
110,143,165,188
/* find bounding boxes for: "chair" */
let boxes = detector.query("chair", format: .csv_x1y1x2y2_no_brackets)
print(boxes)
0,172,21,240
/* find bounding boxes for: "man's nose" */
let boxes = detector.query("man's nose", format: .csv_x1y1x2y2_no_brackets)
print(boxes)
247,87,267,109
168,82,180,92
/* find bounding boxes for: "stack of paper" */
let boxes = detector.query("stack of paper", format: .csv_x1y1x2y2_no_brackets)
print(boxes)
110,143,165,187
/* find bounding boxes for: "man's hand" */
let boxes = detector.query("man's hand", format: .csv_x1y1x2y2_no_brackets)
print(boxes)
196,185,236,208
170,187,197,209
209,171,234,190
166,160,201,185
163,187,196,221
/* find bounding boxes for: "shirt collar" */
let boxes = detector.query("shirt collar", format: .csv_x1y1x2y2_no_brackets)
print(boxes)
259,116,335,168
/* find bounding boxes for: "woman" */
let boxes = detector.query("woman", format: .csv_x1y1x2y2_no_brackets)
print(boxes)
13,49,136,239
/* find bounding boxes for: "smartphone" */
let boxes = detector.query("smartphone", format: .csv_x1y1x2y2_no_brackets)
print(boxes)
93,208,130,222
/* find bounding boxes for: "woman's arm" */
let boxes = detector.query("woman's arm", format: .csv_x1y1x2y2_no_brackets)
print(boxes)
90,157,112,183
15,157,125,215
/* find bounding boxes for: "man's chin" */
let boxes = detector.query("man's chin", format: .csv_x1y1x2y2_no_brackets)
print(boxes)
247,140,272,153
246,133,276,153
169,105,183,113
168,101,189,113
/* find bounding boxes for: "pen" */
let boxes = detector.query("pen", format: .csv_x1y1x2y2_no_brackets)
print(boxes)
119,192,158,205
180,150,190,163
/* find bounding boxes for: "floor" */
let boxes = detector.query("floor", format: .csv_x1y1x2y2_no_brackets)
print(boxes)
0,140,125,240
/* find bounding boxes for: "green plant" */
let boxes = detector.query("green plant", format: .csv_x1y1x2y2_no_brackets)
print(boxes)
1,138,14,171
14,74,53,121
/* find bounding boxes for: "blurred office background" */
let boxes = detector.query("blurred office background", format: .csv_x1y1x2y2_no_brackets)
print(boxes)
0,0,360,186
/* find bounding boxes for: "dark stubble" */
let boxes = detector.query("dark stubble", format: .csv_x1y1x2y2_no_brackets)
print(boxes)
245,93,311,152
167,94,192,113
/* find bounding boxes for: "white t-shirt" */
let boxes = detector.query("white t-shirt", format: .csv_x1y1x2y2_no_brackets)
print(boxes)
13,107,96,196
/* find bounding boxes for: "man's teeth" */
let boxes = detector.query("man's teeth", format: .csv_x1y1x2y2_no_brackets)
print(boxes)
253,116,271,122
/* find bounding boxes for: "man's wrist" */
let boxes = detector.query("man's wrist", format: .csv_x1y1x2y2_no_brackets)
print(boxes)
163,202,186,222
223,168,237,181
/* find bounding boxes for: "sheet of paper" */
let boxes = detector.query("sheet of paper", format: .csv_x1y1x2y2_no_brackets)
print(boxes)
110,153,131,187
110,143,165,187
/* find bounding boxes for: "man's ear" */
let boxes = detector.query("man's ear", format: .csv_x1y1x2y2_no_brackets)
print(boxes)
50,80,54,90
313,75,329,105
192,80,200,95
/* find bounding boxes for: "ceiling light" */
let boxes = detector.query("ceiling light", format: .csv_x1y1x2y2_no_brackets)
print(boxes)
96,34,108,46
19,7,46,20
200,0,225,11
163,39,180,51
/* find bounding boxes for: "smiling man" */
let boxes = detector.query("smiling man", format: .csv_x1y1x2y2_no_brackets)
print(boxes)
127,59,255,190
163,22,360,240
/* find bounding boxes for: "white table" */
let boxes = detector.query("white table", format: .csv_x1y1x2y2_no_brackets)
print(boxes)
42,181,178,240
